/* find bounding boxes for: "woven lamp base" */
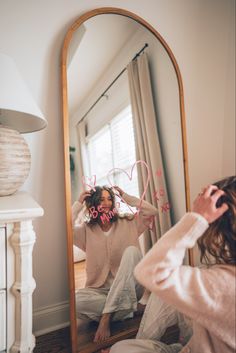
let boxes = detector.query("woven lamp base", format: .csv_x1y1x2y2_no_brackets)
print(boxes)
0,125,31,196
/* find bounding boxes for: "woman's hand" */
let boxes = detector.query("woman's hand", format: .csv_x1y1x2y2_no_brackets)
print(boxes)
192,184,228,224
78,190,91,204
113,186,124,197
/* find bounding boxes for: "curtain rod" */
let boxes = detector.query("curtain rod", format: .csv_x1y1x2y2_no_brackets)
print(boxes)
79,43,149,123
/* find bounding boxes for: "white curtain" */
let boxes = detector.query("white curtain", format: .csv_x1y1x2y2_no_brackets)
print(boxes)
73,120,87,261
127,52,171,252
71,119,90,205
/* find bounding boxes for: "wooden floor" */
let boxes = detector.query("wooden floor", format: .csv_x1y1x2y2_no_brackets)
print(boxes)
34,261,179,352
33,327,71,353
33,324,137,353
33,322,179,353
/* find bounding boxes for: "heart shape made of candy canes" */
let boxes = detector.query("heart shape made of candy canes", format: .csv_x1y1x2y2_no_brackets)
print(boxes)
82,175,97,192
106,160,150,214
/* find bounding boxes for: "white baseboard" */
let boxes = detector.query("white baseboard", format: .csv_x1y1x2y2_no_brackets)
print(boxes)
33,301,70,337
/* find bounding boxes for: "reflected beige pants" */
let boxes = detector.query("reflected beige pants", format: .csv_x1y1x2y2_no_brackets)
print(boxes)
76,246,144,322
110,294,193,353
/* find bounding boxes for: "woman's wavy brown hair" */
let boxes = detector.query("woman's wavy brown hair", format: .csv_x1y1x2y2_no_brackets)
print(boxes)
85,186,118,226
197,176,236,265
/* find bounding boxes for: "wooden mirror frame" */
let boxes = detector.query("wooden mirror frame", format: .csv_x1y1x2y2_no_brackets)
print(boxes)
61,7,191,353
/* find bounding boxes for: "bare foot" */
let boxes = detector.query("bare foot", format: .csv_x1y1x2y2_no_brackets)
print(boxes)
94,313,111,342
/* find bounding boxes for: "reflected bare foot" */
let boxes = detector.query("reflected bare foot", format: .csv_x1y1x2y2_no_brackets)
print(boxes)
94,313,111,342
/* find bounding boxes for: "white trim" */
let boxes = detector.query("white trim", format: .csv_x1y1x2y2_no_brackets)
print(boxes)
33,301,70,337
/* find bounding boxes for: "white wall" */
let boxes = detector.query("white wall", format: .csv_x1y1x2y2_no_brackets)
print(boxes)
0,0,235,334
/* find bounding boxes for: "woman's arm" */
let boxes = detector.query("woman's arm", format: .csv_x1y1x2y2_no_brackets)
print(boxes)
122,192,158,216
72,201,86,251
134,186,231,334
134,211,209,288
113,186,158,235
113,185,158,216
72,200,83,225
135,185,228,287
72,190,91,251
72,190,91,225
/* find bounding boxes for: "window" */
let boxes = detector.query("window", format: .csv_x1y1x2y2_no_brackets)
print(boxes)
86,106,139,213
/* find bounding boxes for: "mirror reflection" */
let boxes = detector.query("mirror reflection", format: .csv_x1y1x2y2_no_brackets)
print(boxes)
66,13,187,352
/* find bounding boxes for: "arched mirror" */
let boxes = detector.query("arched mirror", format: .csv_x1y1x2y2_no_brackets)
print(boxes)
61,7,191,353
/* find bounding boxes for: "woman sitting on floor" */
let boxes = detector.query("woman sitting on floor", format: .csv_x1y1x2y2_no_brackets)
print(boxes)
72,185,158,342
110,176,236,353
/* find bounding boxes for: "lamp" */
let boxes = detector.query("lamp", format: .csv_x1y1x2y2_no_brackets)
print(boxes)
0,53,47,196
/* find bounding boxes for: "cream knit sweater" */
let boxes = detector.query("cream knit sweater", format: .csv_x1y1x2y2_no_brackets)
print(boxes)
72,193,158,288
134,212,236,353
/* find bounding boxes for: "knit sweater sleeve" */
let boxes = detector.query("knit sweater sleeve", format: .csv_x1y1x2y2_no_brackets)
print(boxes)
134,213,233,329
72,201,86,251
122,193,158,235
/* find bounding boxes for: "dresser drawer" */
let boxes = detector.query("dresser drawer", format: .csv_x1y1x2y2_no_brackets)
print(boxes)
0,290,6,351
0,227,6,289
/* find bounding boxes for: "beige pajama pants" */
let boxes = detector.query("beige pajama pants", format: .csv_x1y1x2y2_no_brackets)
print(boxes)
110,293,193,353
76,245,144,322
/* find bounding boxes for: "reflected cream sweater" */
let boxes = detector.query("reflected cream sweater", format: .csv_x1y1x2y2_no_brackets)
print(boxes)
134,213,236,353
72,193,158,288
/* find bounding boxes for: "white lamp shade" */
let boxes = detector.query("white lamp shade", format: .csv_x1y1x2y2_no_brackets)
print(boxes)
0,53,47,196
0,53,47,133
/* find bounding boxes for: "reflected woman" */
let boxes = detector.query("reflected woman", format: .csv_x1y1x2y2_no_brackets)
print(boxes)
72,185,158,342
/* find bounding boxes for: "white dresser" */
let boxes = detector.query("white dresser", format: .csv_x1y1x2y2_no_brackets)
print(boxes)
0,192,43,353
